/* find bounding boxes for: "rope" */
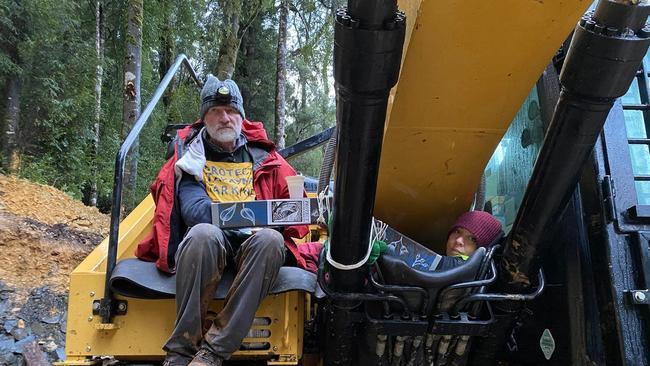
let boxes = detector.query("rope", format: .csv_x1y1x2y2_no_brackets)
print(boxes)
316,187,332,226
373,218,389,241
325,217,388,270
318,186,388,270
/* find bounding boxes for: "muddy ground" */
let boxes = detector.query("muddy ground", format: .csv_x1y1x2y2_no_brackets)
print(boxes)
0,174,108,365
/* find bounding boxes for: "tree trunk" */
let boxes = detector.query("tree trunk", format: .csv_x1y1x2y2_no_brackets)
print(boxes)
215,0,242,80
89,0,104,207
3,75,21,173
0,82,5,159
159,0,175,118
300,71,307,112
321,3,335,102
122,0,143,215
274,0,289,149
2,12,22,174
238,9,262,112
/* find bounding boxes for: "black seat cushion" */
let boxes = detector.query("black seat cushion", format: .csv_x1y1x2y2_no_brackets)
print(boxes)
110,258,317,299
379,247,485,288
378,247,486,313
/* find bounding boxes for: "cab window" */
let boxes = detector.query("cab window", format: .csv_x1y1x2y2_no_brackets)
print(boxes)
476,87,547,234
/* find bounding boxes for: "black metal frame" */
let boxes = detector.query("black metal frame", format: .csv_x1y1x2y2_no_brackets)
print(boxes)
586,96,650,365
315,241,546,366
451,270,544,314
99,54,202,323
278,127,335,158
612,58,650,227
319,242,545,340
317,251,413,317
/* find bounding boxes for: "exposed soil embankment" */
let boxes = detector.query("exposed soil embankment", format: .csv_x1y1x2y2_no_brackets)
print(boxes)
0,175,108,365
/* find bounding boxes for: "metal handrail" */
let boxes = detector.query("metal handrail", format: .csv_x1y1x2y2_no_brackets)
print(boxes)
437,244,501,301
451,269,546,314
437,260,498,303
100,54,202,323
368,266,430,317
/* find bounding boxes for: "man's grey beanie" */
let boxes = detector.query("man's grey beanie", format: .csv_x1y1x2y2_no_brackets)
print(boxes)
200,74,245,119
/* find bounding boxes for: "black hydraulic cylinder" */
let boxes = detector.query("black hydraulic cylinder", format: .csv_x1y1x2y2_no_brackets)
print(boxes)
324,3,405,365
328,1,405,293
499,0,650,293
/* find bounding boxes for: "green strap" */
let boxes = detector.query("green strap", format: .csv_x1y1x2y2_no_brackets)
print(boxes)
367,239,388,265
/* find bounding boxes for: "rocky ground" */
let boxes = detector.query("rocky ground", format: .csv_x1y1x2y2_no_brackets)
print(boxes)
0,174,108,365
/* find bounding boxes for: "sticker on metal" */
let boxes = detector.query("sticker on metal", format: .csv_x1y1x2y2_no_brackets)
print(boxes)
539,328,555,361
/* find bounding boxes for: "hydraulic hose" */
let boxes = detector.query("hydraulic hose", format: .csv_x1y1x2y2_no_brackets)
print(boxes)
318,128,337,194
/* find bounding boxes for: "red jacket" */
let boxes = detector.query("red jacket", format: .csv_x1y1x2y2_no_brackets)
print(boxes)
136,120,309,273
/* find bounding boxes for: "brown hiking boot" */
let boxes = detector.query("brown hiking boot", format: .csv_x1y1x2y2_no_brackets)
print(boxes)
188,348,224,366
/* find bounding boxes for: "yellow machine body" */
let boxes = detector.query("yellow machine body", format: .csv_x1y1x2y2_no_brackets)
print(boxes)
63,0,589,363
61,197,306,365
376,0,590,247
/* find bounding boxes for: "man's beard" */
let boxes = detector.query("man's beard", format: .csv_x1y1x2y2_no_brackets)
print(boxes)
206,125,239,146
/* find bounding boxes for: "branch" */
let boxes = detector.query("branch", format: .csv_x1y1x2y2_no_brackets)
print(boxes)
289,17,329,58
237,0,263,41
316,0,336,11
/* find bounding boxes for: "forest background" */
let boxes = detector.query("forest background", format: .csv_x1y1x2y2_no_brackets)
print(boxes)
0,0,338,213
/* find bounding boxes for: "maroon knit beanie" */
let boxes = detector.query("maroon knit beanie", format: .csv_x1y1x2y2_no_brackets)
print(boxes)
450,211,502,247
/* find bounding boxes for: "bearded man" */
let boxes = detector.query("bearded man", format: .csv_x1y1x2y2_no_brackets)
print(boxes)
146,75,306,366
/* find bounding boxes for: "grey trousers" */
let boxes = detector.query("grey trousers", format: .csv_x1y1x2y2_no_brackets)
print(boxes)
163,223,286,363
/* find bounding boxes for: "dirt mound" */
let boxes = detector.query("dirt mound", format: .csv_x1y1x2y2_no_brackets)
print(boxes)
0,174,109,364
0,175,109,237
0,174,108,292
0,211,102,294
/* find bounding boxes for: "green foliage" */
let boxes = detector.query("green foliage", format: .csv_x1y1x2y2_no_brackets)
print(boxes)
8,0,96,198
1,0,336,209
235,8,278,129
283,0,336,176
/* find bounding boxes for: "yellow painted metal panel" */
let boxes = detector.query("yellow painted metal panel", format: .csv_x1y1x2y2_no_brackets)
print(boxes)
65,194,304,362
376,0,590,247
74,194,155,274
65,268,304,362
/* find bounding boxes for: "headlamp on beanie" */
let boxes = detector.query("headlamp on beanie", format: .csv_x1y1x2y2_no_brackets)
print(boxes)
216,86,231,102
202,87,237,107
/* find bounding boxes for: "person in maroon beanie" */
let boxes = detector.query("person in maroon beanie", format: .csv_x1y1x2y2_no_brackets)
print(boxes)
445,211,502,259
377,210,504,281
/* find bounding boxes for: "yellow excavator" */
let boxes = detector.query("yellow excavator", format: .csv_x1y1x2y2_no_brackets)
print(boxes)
59,0,650,365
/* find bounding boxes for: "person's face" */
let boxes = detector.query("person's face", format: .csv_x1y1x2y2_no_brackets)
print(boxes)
446,227,478,257
204,105,243,149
